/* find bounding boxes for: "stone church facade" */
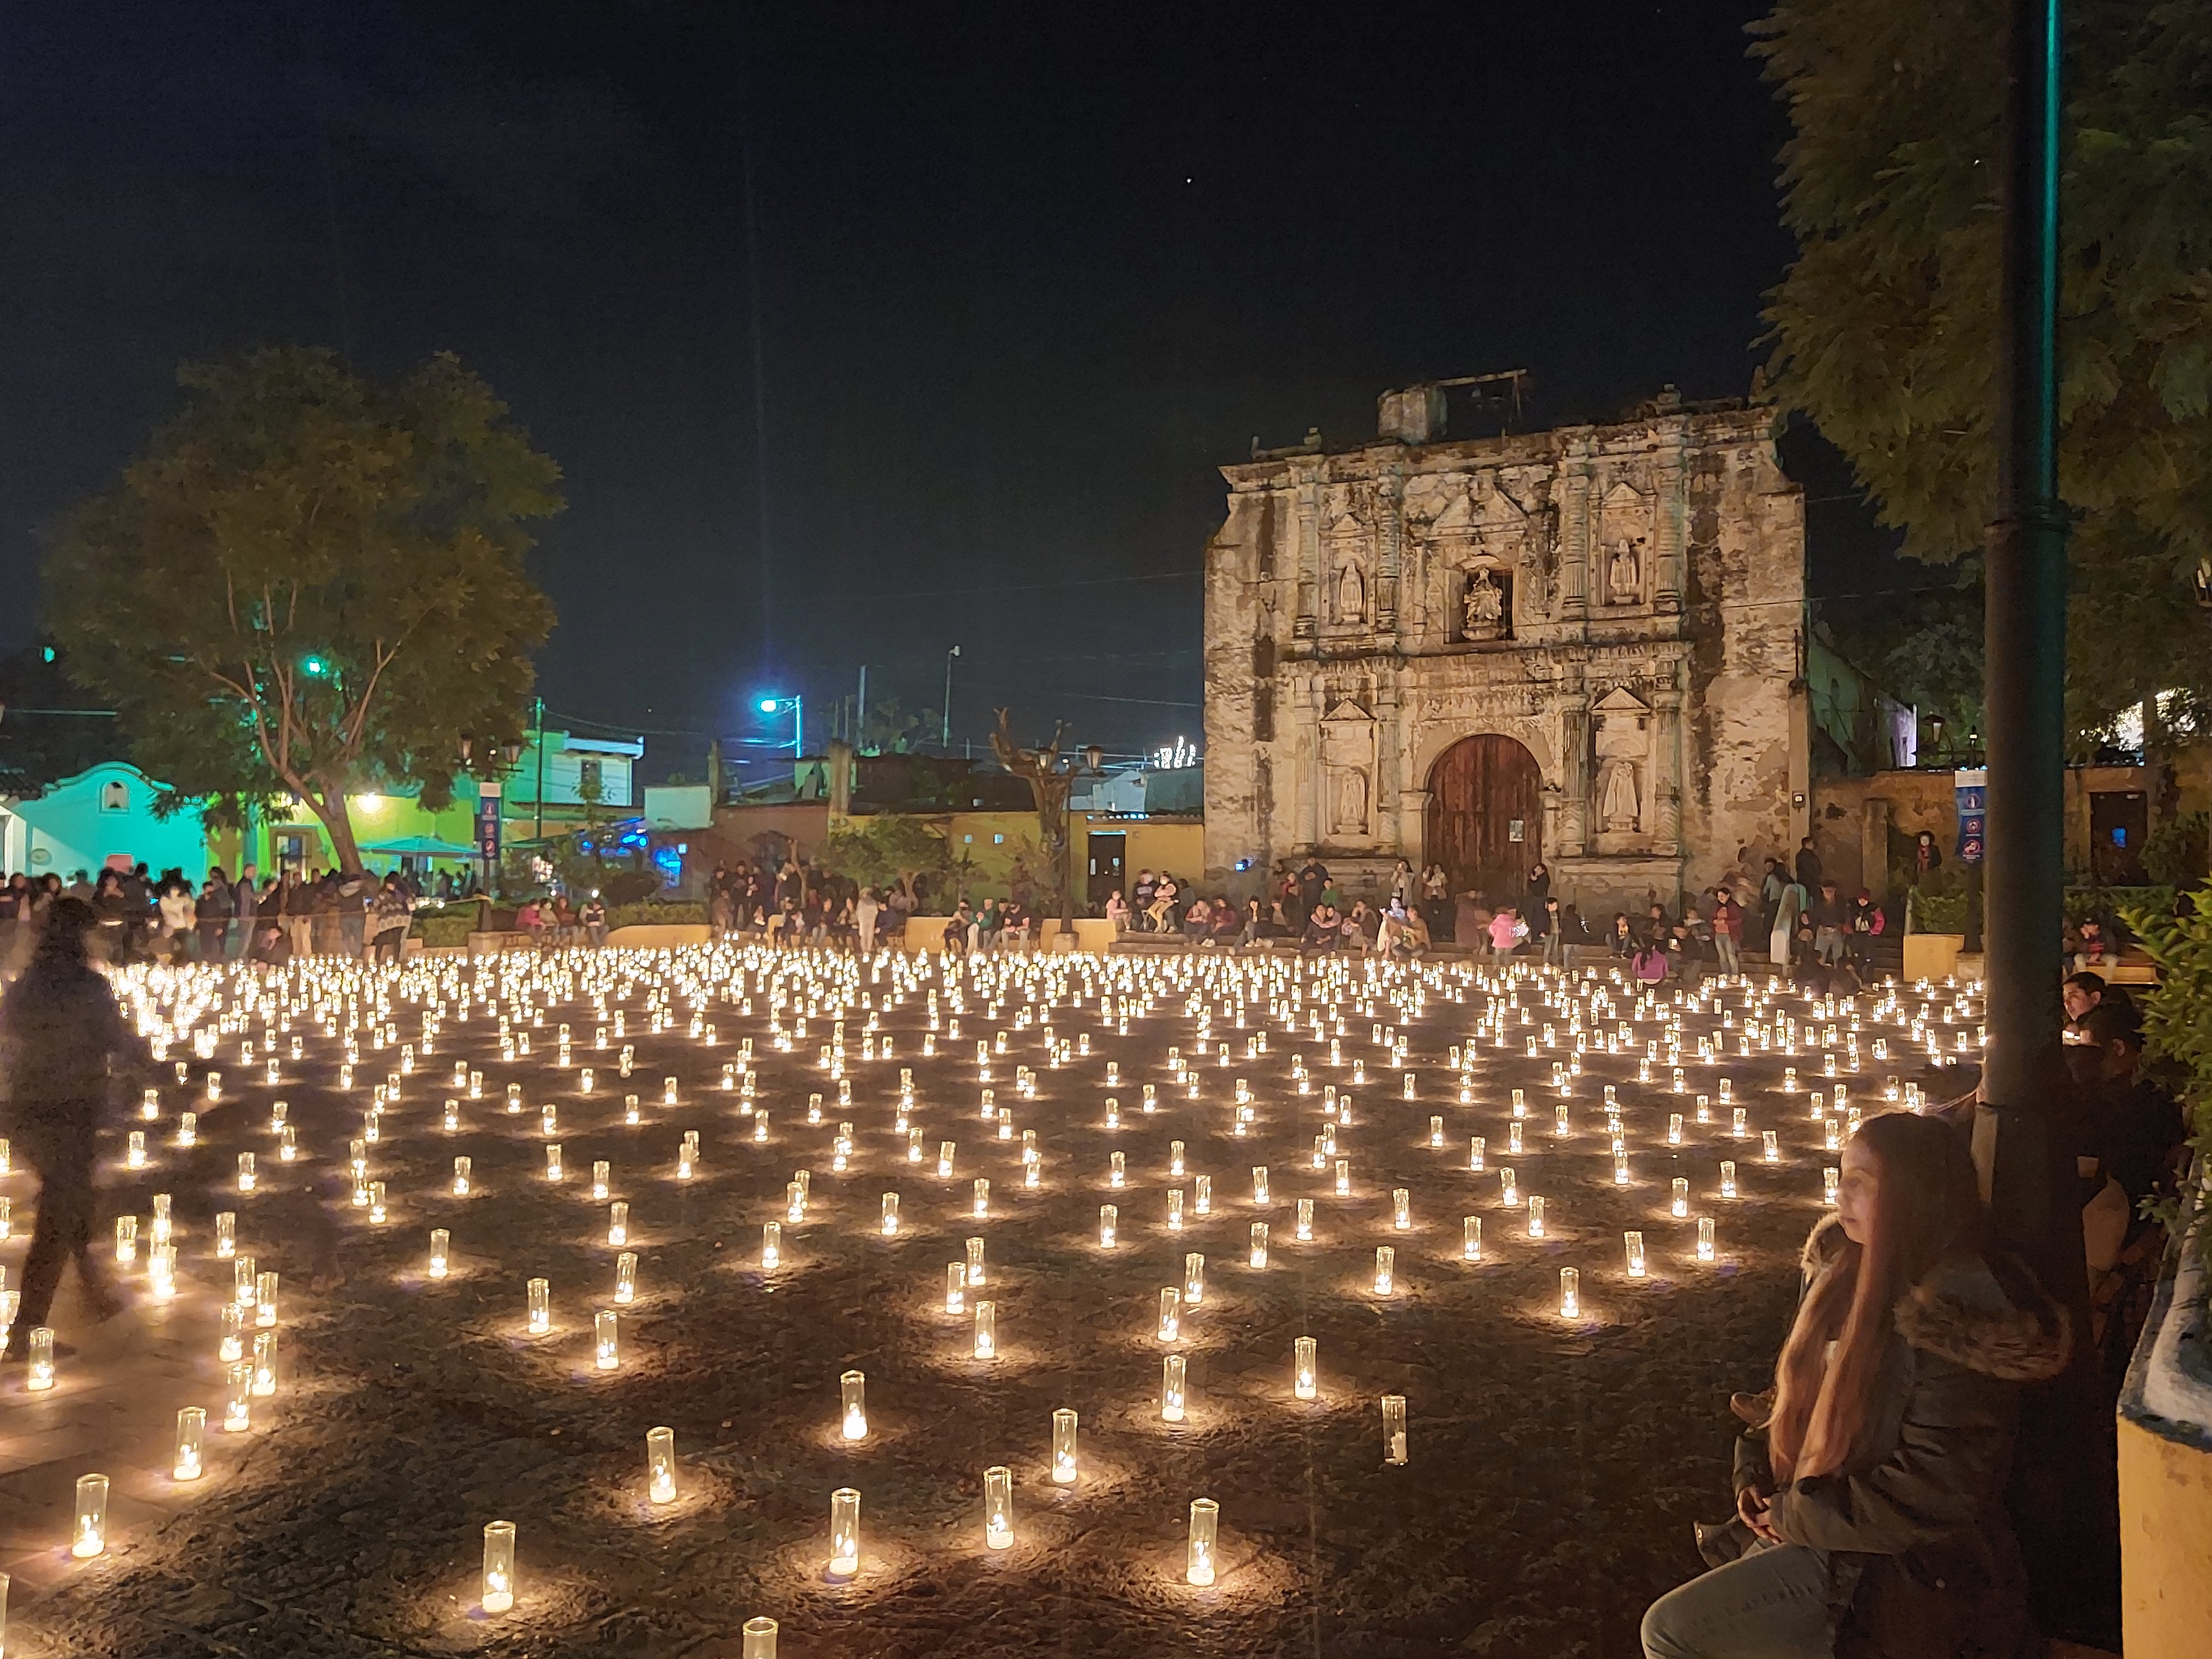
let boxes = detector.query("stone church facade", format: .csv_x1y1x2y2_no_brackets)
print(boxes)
1201,385,1809,917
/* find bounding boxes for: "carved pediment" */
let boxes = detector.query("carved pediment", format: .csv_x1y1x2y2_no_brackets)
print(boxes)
1593,686,1651,715
1322,697,1373,724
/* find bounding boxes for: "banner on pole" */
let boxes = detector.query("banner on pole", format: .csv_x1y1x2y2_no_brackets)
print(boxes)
1953,768,1986,865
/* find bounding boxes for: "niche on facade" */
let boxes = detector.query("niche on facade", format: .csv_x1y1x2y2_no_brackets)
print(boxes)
1319,698,1376,842
1457,562,1513,643
1599,480,1652,607
1590,686,1652,853
1421,476,1532,642
1322,493,1373,629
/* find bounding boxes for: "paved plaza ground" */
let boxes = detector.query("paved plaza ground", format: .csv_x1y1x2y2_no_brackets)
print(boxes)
0,945,1973,1656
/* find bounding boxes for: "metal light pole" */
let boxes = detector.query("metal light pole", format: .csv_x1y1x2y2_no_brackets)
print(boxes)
1983,0,2111,1637
942,644,961,751
1060,743,1105,943
1983,0,2068,1254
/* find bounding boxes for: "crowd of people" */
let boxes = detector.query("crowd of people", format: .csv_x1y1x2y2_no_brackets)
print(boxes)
0,862,424,967
1088,839,1892,989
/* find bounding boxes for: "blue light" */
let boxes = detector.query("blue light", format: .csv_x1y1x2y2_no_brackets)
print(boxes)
758,697,779,713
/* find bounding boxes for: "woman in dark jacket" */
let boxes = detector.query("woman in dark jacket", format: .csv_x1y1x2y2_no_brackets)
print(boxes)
1642,1112,2068,1658
0,898,152,1360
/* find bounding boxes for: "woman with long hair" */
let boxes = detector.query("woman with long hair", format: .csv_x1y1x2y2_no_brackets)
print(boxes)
1642,1112,2069,1659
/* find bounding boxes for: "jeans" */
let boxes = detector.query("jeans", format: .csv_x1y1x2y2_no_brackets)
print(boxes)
1715,932,1740,975
1542,931,1563,967
1814,926,1845,964
15,1154,107,1333
1641,1540,1832,1659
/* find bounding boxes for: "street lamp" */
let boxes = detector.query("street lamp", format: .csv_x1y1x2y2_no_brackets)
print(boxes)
1058,743,1107,943
759,695,803,758
942,645,961,752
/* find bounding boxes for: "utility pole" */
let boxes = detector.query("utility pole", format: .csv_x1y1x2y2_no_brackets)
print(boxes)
533,695,546,842
856,664,868,751
1983,0,2109,1639
942,644,961,752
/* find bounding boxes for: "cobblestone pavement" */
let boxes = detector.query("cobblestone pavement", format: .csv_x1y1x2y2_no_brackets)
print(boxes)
0,946,1973,1656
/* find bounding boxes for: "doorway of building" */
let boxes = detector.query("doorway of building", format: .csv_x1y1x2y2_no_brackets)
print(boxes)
1086,832,1127,910
1425,734,1542,904
2089,790,2148,886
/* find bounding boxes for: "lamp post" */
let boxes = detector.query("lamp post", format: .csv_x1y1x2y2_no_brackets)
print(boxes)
1060,743,1106,943
942,645,961,752
758,696,803,759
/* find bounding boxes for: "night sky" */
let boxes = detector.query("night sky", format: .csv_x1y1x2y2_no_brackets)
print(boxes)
3,1,1852,780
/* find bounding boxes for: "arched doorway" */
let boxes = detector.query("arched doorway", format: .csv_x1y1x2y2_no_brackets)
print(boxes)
1425,735,1542,904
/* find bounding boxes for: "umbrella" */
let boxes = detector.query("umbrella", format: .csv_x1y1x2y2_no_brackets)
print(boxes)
359,834,481,860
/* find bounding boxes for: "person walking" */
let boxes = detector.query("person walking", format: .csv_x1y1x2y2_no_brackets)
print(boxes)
0,898,152,1363
231,863,260,961
1769,872,1808,969
1710,885,1744,978
1641,1112,2068,1659
195,867,233,962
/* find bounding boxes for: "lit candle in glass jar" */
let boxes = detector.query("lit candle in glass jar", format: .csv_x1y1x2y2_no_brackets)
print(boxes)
1373,1245,1395,1296
72,1472,109,1558
1161,1353,1187,1421
1697,1217,1715,1261
828,1488,860,1578
481,1520,517,1613
973,1300,996,1358
1186,1498,1219,1586
1559,1266,1580,1318
841,1369,868,1440
1099,1204,1118,1249
1625,1229,1647,1278
1463,1215,1482,1260
1250,1221,1269,1269
1381,1393,1408,1464
983,1464,1014,1550
1052,1407,1078,1484
1672,1177,1689,1218
1293,1334,1318,1399
429,1228,450,1279
647,1426,677,1504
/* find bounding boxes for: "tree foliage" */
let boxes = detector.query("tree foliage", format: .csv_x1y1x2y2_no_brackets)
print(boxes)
45,348,560,869
817,813,963,902
2123,886,2212,1262
1755,2,2212,738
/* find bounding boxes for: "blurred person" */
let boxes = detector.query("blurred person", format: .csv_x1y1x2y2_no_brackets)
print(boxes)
0,899,153,1361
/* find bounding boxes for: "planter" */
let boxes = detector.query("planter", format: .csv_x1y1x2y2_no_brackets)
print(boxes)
2119,1161,2212,1657
605,924,712,950
1901,931,1965,982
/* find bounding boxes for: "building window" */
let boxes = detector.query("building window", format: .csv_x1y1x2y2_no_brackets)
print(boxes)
99,780,129,813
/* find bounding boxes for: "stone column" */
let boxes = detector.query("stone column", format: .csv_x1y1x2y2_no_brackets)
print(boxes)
1293,471,1320,639
1652,678,1684,856
1654,426,1686,614
1375,674,1403,853
1557,450,1591,627
1302,679,1326,848
1559,694,1591,855
1399,787,1432,871
1375,468,1404,642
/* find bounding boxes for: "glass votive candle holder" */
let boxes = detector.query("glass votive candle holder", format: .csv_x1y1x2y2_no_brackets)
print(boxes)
647,1425,677,1503
1381,1393,1408,1464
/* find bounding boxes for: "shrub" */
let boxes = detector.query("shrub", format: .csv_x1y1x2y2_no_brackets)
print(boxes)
2143,811,2210,888
1906,889,1969,933
410,912,473,948
2122,883,2212,1266
602,870,664,907
607,901,706,928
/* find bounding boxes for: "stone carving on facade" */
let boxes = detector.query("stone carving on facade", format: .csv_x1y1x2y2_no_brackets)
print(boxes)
1599,480,1652,606
1319,697,1376,841
1461,567,1506,640
1590,686,1653,851
1606,539,1642,604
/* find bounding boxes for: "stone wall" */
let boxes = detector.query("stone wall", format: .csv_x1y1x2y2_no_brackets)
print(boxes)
1203,389,1808,916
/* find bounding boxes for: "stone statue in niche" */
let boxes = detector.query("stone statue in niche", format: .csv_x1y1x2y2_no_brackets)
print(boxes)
1597,757,1641,832
1607,539,1642,604
1329,765,1370,836
1334,559,1366,624
1462,568,1506,640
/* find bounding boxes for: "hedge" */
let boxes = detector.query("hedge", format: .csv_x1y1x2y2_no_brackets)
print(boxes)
410,913,473,948
608,901,707,928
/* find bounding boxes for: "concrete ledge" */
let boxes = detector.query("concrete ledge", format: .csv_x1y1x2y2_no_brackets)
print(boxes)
1902,931,1965,981
606,924,712,950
